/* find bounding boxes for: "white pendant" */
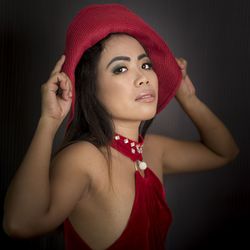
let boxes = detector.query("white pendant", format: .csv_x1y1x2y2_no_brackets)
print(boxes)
137,160,147,170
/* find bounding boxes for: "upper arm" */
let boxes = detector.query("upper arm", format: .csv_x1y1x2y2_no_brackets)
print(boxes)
150,134,236,175
35,142,98,234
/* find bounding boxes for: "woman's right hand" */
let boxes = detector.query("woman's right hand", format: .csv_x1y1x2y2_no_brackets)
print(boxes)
40,55,72,126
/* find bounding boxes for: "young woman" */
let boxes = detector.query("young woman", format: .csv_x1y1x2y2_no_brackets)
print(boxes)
3,4,239,250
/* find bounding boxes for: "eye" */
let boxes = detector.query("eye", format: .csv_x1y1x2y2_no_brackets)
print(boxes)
142,62,153,70
112,66,127,74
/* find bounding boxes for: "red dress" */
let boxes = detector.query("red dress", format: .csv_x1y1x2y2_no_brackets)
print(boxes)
64,133,172,249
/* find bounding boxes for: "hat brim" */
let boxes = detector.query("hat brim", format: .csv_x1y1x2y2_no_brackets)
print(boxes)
62,4,182,129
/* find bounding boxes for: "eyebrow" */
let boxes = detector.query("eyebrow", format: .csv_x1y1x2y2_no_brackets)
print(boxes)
106,53,149,69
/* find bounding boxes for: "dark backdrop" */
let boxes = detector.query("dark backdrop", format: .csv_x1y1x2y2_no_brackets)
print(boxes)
1,0,249,249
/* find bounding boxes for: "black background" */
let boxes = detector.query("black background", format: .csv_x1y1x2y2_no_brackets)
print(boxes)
1,0,249,249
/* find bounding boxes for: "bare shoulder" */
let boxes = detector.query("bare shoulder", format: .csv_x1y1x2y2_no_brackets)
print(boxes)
144,133,178,156
51,140,105,165
49,140,109,211
50,140,106,183
144,133,165,143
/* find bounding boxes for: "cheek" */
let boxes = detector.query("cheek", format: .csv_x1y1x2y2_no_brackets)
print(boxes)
97,78,130,112
152,72,159,96
152,71,159,87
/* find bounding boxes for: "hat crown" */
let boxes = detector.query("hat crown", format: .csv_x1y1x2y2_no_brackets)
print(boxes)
62,4,182,130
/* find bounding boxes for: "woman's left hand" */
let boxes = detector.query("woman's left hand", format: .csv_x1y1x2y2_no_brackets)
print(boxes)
175,57,196,101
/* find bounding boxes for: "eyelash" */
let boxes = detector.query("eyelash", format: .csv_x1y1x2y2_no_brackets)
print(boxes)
112,62,153,74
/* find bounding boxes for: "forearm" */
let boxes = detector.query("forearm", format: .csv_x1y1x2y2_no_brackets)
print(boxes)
176,95,239,159
3,117,59,229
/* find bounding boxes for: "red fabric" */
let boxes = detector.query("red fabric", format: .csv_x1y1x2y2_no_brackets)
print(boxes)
64,133,172,249
64,167,172,250
110,133,144,162
61,3,182,130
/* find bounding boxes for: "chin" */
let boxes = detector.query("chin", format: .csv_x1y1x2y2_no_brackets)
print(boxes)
141,113,156,120
134,99,158,118
136,108,157,120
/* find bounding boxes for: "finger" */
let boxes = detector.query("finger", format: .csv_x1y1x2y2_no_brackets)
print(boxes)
43,72,63,93
63,77,72,99
175,57,181,64
58,74,71,101
62,72,73,97
60,72,71,93
176,57,184,68
55,75,65,97
53,73,67,97
60,80,70,100
50,55,65,77
58,73,67,90
180,58,187,67
66,78,72,98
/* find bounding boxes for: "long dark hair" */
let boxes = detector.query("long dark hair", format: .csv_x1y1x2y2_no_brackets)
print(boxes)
52,33,155,190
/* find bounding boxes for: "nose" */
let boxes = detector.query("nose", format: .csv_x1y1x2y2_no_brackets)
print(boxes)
137,80,149,86
134,71,149,87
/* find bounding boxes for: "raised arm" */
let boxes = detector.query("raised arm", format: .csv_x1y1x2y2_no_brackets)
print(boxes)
2,55,90,238
157,58,239,175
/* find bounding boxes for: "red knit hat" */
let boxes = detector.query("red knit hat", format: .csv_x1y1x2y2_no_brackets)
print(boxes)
62,3,182,129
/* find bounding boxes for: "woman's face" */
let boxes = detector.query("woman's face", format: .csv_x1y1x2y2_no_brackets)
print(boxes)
96,34,158,123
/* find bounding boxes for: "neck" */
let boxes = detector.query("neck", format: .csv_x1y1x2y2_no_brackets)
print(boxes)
110,131,147,170
113,120,141,142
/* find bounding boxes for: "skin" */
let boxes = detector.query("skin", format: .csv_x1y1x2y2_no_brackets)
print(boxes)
3,33,239,250
96,34,158,141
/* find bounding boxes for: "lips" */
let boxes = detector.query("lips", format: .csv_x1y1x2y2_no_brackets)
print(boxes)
135,90,156,101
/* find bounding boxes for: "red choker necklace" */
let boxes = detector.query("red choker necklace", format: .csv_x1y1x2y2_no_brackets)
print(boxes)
110,132,147,170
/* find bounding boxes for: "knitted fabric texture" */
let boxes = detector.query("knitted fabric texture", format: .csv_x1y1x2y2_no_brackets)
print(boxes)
61,3,182,130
